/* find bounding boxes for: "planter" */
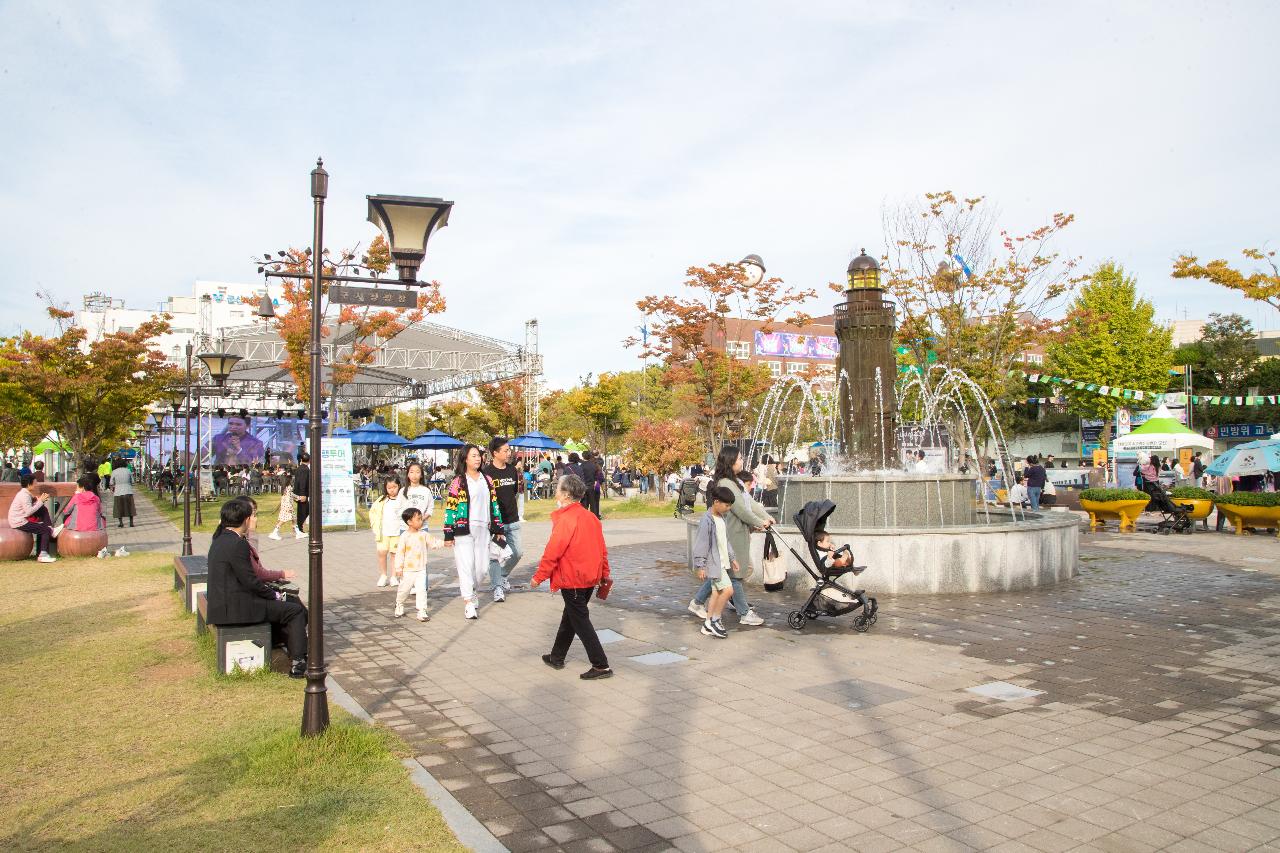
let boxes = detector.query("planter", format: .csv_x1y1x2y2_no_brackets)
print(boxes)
1080,498,1150,533
1215,504,1280,537
1178,498,1214,522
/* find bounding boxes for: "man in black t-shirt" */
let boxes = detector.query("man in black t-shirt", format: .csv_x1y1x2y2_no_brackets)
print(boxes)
1023,455,1047,511
579,451,602,518
482,437,523,602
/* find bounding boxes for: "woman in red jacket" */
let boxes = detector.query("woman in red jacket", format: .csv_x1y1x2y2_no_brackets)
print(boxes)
531,473,613,680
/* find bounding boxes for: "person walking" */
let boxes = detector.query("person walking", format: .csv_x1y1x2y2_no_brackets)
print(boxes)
110,458,135,528
370,477,408,588
291,452,310,539
531,474,613,679
687,446,770,626
267,479,296,540
691,485,740,638
579,451,603,517
394,506,444,621
443,444,506,620
482,437,523,602
1023,455,1047,511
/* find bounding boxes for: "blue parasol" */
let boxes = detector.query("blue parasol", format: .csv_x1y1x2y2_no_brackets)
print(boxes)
406,428,465,450
347,422,408,447
508,431,566,451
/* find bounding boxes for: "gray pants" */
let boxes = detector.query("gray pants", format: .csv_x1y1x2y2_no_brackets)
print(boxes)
488,521,523,586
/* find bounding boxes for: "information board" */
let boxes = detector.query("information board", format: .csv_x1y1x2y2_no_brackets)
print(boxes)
319,437,357,527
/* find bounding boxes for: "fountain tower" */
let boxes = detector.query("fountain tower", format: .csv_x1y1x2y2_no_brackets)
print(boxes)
836,250,900,467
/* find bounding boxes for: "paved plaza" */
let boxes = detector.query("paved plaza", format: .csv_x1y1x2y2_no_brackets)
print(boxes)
131,498,1280,852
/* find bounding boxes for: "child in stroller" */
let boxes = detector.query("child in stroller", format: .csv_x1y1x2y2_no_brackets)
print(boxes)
785,499,878,633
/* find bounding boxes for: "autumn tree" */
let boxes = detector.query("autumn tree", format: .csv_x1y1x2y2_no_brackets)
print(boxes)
473,377,527,438
632,261,815,450
1173,247,1280,310
1044,262,1173,447
254,235,445,432
621,418,704,483
0,307,178,462
883,191,1085,437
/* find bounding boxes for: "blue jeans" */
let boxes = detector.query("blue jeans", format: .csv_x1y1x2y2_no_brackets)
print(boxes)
694,576,749,615
1027,486,1042,511
488,521,523,586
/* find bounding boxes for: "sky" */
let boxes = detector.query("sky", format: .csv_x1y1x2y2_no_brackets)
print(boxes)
2,0,1278,388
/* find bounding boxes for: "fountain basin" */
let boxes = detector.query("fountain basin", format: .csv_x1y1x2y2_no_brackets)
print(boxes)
777,473,980,529
685,508,1078,595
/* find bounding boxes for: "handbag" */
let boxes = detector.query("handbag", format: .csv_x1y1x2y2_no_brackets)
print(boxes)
596,578,614,600
762,529,787,592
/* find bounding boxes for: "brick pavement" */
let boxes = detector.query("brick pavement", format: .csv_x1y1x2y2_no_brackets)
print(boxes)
130,492,1280,851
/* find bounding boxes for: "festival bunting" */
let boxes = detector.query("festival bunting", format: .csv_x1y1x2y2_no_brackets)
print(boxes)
1006,370,1280,407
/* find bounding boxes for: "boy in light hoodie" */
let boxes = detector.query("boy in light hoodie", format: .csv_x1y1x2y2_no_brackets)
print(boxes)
690,485,738,639
394,507,445,621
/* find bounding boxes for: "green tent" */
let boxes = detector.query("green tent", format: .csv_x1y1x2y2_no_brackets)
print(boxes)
564,439,588,453
31,438,70,455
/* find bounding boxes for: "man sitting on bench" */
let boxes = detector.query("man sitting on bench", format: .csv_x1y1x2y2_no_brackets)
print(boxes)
207,497,308,677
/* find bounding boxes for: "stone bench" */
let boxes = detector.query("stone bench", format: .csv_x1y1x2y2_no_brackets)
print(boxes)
196,591,209,636
0,528,35,561
173,555,208,613
213,620,273,675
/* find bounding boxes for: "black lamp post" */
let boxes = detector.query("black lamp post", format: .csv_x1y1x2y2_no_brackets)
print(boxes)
258,159,451,737
166,389,187,508
182,344,194,556
150,412,164,489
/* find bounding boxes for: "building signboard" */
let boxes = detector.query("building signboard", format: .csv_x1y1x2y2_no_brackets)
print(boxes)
754,330,838,360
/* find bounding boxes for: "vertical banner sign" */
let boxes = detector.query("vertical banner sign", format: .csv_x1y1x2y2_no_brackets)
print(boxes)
319,437,357,527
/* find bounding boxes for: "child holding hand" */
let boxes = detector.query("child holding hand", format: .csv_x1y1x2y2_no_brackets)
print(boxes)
394,506,445,621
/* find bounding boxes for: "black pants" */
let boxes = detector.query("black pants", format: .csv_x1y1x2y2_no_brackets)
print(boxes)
17,505,53,555
295,498,307,533
580,489,600,518
549,587,609,669
263,598,308,659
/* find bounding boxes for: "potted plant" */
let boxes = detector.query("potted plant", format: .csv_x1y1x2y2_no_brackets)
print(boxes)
1079,487,1150,533
1212,492,1280,537
1168,485,1215,522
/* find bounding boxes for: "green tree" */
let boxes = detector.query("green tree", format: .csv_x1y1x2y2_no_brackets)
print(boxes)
0,307,179,463
1200,313,1258,396
1045,262,1173,447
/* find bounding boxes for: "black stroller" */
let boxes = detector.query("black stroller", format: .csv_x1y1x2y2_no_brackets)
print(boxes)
783,500,879,633
674,478,700,518
1141,481,1193,534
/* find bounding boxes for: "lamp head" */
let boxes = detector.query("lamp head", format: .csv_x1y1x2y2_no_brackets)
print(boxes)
366,194,454,282
197,352,243,386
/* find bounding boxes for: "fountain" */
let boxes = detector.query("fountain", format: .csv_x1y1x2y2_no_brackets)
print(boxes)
689,250,1078,595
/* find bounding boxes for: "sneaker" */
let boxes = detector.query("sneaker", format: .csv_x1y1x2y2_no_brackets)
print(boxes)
96,548,108,559
268,530,282,541
688,599,708,620
390,576,399,587
542,653,565,670
740,608,764,626
394,605,405,618
580,667,614,680
115,547,128,557
37,552,56,564
289,658,307,679
464,601,478,620
502,577,512,591
376,576,388,588
493,586,506,603
295,531,307,540
417,611,430,622
702,618,727,639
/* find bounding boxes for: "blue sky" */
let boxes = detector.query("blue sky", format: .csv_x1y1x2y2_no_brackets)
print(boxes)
2,0,1278,387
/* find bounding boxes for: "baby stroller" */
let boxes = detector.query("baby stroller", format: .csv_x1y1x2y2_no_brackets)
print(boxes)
1141,481,1193,534
674,478,700,518
784,500,878,633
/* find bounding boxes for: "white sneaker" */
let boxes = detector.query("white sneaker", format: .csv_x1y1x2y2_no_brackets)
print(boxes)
268,530,282,541
390,576,400,587
502,577,512,591
295,531,307,540
464,601,478,620
493,586,506,603
394,605,405,618
37,552,56,564
376,576,388,588
115,547,128,557
417,611,430,622
96,548,108,559
688,599,708,620
740,608,764,626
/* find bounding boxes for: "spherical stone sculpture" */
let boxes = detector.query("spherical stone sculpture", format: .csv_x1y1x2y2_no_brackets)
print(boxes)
58,528,108,558
0,529,35,561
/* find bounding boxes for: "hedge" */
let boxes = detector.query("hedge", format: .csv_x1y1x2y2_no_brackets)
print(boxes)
1080,488,1150,503
1213,492,1280,507
1169,486,1214,501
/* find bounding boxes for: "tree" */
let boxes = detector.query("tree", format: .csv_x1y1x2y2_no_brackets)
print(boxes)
883,191,1085,435
1200,313,1258,396
473,378,527,438
0,306,178,462
1044,262,1173,447
631,260,815,449
1173,247,1280,311
255,235,445,429
622,418,704,480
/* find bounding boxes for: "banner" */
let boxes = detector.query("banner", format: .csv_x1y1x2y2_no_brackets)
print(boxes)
319,437,357,527
754,330,838,360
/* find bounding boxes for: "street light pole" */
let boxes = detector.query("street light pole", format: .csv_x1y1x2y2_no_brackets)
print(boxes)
302,158,331,737
182,344,194,557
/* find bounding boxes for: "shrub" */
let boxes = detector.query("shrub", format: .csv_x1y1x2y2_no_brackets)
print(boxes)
1080,488,1150,503
1213,491,1280,507
1169,486,1214,500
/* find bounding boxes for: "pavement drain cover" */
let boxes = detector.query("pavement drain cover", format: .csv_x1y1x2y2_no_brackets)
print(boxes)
596,629,626,645
967,682,1044,702
628,651,688,666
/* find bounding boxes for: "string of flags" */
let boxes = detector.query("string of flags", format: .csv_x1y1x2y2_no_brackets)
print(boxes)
1009,371,1280,407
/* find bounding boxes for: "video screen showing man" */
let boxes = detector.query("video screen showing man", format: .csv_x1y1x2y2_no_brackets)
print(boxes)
212,414,267,465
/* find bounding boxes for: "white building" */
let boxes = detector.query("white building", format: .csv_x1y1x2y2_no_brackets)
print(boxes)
77,280,283,365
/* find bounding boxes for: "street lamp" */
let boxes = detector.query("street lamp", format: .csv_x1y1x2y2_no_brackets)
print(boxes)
181,343,194,557
257,160,451,737
166,388,187,509
740,254,766,287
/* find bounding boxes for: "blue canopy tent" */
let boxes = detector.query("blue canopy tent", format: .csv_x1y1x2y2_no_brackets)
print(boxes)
348,422,408,447
508,431,566,451
405,428,465,450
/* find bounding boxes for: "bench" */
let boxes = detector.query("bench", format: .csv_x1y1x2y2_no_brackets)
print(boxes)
213,621,273,675
173,555,209,613
196,591,209,636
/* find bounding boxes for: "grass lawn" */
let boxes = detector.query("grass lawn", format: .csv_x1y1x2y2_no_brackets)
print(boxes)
145,488,672,529
0,552,463,852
